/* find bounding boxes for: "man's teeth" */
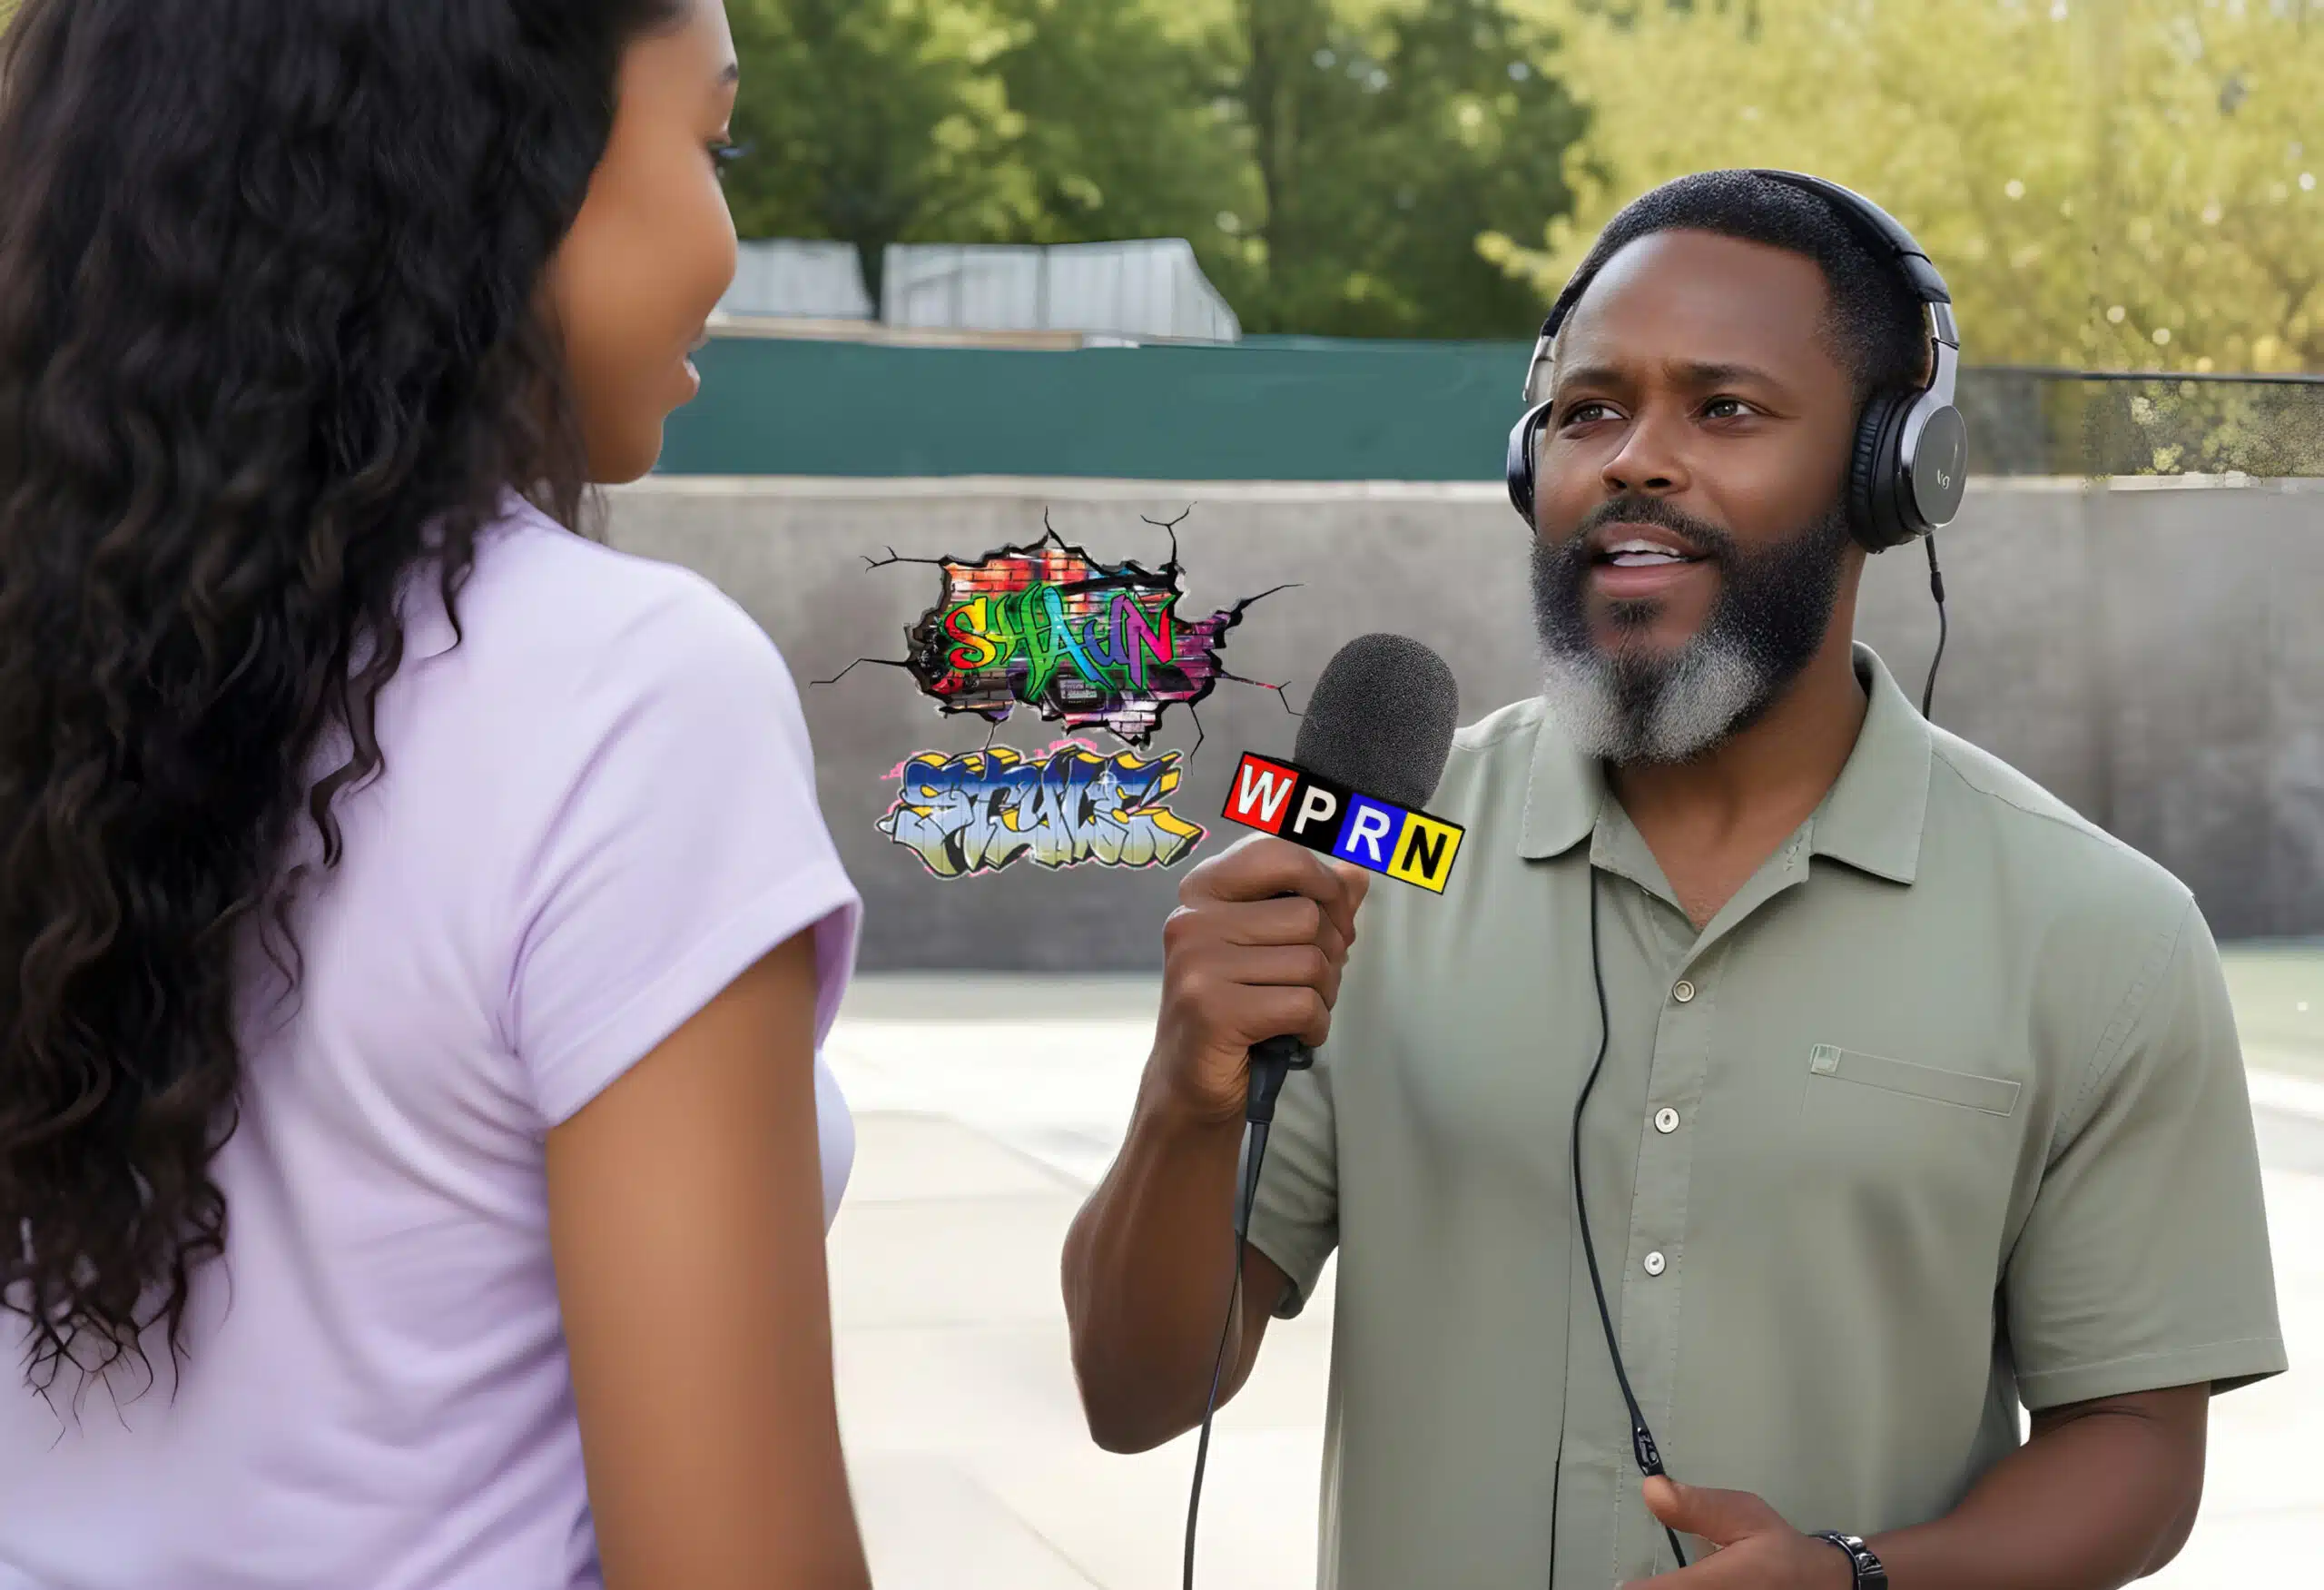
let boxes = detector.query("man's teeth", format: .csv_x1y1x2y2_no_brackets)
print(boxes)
1606,540,1688,567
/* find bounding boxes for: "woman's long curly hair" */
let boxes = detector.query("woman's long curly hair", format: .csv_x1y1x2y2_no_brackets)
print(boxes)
0,0,684,1399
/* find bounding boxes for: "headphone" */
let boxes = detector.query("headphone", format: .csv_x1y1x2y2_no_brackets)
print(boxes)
1504,170,1968,555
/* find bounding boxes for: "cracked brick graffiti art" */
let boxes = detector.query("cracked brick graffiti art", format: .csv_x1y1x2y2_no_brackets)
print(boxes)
876,741,1205,877
820,512,1293,751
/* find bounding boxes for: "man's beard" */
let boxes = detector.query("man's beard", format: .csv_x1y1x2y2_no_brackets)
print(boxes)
1530,495,1851,765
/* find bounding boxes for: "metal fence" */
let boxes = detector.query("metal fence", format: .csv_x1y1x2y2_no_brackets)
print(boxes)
1959,369,2324,479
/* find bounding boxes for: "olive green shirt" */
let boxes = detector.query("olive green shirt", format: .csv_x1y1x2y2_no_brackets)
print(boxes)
1246,646,2285,1588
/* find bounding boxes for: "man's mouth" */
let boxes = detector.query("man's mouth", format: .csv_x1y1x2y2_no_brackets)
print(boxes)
1600,538,1699,568
1590,529,1710,571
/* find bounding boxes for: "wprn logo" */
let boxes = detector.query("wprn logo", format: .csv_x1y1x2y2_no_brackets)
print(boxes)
1223,753,1463,894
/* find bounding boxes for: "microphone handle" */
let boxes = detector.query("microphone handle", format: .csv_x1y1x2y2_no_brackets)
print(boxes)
1244,1033,1314,1126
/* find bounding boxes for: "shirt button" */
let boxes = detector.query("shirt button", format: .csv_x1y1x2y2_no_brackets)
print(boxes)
1643,1251,1668,1277
1654,1107,1680,1134
1672,980,1697,1003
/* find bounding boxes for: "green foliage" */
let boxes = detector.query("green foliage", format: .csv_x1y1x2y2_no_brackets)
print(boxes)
721,0,1036,304
720,0,1588,337
1225,0,1587,335
1492,0,2324,373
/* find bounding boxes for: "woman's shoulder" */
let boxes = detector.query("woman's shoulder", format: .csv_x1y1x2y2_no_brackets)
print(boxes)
413,496,793,712
475,498,768,657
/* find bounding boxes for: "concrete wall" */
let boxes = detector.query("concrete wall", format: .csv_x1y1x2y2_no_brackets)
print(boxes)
606,475,2324,968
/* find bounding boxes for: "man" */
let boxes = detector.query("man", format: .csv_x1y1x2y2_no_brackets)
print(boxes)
1060,172,2286,1589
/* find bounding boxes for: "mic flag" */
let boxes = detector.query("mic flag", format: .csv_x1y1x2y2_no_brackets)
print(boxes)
1223,752,1465,894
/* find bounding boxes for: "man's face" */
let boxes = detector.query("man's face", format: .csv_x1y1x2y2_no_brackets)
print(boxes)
1527,230,1865,763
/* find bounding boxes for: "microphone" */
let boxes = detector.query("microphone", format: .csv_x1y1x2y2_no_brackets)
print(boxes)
1185,633,1460,1590
1243,632,1460,1128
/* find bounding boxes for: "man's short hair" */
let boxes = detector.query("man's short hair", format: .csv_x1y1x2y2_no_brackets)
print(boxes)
1559,171,1930,402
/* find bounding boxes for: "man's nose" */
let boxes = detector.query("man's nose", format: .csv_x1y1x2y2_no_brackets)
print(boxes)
1601,411,1691,496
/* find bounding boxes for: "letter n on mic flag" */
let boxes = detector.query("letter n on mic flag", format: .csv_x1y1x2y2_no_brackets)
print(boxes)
1224,753,1465,894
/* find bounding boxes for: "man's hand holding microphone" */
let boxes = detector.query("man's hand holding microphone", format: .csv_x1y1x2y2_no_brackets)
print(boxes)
1060,833,1369,1453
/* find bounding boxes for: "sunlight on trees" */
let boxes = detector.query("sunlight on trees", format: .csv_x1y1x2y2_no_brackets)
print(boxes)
1490,0,2324,371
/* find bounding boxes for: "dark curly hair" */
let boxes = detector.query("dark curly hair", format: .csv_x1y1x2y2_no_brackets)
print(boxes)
0,0,684,1400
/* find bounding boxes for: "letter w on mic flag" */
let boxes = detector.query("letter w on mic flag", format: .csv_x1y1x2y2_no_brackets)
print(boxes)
1223,753,1464,894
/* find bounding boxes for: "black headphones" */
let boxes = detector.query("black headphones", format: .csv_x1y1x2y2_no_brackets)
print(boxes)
1504,170,1968,554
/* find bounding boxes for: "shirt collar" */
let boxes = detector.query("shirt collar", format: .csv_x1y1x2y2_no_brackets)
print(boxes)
1518,643,1932,885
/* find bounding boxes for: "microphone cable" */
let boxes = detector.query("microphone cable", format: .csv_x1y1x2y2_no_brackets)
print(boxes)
1183,884,1699,1588
1571,873,1689,1576
1182,1044,1297,1590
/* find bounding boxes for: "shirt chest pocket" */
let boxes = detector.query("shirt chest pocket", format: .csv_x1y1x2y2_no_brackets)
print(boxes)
1790,1044,2027,1257
1806,1043,2023,1117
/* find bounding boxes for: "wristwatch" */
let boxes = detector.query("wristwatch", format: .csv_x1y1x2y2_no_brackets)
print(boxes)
1813,1532,1888,1589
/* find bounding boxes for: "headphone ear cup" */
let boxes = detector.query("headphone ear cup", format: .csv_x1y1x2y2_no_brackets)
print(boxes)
1848,392,1910,552
1507,400,1552,526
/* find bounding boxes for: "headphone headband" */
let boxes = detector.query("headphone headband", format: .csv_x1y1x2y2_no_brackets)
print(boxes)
1527,169,1957,402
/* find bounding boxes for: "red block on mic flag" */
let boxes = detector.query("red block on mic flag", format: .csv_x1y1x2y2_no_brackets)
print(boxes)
1226,753,1301,835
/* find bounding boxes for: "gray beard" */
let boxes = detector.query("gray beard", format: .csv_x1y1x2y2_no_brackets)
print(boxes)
1537,633,1775,765
1531,501,1850,765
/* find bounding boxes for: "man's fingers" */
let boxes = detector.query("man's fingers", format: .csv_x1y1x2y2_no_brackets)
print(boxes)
1221,894,1345,956
1641,1477,1781,1548
1323,860,1371,943
1190,836,1344,904
1218,943,1342,1003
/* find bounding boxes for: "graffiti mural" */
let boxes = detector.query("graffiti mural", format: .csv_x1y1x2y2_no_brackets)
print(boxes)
821,513,1292,749
876,741,1204,878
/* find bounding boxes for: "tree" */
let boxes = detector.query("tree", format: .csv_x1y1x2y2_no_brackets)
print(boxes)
1490,0,2324,372
981,0,1264,307
1213,0,1588,336
720,0,1036,307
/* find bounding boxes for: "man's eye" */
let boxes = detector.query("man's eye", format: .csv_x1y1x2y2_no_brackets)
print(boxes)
1704,397,1754,419
1561,401,1618,426
712,140,753,167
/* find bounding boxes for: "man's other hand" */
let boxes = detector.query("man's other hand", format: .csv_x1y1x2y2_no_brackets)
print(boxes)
1622,1476,1856,1589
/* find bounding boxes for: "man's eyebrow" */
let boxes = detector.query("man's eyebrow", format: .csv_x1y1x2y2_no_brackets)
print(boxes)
1669,360,1784,388
1556,359,1789,389
1551,362,1629,390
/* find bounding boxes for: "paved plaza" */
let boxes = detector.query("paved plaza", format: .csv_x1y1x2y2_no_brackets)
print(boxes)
821,954,2324,1589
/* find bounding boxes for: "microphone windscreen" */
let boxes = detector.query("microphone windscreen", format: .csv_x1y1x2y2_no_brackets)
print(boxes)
1292,634,1460,812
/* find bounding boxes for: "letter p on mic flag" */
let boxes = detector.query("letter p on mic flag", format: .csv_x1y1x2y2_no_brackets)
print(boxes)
1222,753,1463,894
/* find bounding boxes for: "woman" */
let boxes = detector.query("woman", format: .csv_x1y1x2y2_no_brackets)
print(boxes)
0,3,873,1586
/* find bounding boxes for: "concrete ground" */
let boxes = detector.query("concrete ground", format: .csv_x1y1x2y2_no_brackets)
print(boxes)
820,953,2324,1589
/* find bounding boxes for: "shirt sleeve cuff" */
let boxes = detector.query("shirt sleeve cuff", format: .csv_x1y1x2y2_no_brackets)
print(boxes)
529,864,860,1127
1245,1209,1334,1320
2016,1335,2290,1411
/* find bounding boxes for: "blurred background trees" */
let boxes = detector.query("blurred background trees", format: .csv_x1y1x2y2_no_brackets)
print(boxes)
1492,0,2324,373
718,0,1584,336
710,0,2323,368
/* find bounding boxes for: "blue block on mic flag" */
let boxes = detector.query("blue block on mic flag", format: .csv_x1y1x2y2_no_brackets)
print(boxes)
1333,794,1405,875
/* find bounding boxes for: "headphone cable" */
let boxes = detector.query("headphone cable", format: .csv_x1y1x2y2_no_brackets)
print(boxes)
1921,534,1948,720
1571,874,1689,1576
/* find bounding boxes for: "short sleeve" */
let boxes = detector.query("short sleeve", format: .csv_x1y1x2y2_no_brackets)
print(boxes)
1244,1039,1341,1319
2005,897,2287,1410
505,581,860,1127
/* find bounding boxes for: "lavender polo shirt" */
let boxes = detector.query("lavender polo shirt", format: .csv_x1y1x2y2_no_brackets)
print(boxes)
0,501,862,1588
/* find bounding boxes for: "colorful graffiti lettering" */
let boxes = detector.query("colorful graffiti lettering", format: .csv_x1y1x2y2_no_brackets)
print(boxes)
876,742,1205,878
820,513,1292,748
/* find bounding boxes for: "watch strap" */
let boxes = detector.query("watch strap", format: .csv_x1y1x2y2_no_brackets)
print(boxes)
1812,1531,1888,1589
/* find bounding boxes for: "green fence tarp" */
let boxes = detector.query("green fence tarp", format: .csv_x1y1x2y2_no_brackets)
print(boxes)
659,333,2324,479
658,334,1533,480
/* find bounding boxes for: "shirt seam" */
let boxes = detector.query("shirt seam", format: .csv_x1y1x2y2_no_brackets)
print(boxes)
2051,894,2194,1159
1925,740,2143,861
